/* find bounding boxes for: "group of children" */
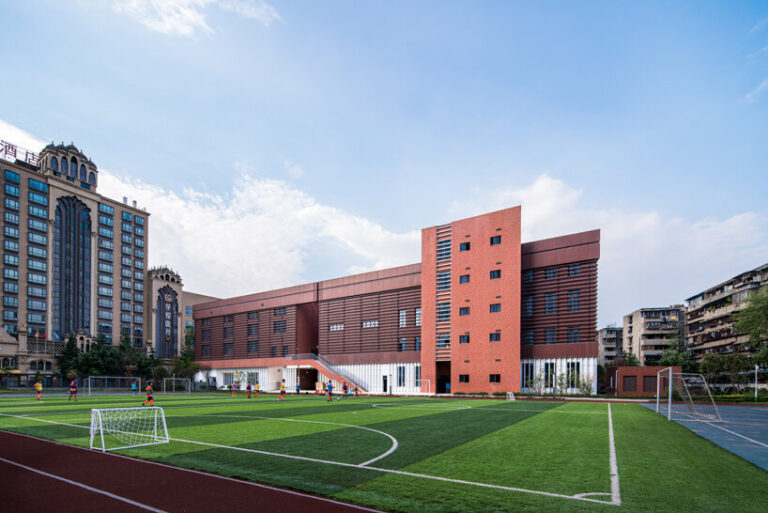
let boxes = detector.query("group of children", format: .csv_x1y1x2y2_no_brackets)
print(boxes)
323,381,359,401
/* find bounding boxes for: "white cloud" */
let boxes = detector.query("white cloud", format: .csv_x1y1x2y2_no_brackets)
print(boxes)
745,77,768,103
113,0,280,37
452,175,768,326
283,159,304,179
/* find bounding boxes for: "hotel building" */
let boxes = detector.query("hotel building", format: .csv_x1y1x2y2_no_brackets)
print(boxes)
194,206,600,394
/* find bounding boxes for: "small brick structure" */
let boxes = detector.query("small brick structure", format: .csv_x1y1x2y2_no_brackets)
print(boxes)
607,366,682,397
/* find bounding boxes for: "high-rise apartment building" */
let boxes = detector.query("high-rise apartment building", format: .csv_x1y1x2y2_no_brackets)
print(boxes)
597,326,622,366
622,306,685,364
685,263,768,357
0,140,149,373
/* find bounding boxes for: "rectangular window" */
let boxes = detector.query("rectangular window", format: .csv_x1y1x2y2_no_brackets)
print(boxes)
4,226,18,238
567,362,581,388
99,227,113,238
99,203,114,215
3,268,18,280
329,323,344,331
282,345,289,356
248,324,259,336
523,330,534,345
489,332,501,342
523,270,534,283
201,345,211,356
28,179,48,193
437,271,451,291
459,334,469,344
223,343,234,355
98,286,113,297
28,206,47,219
27,272,46,285
398,337,407,352
28,219,47,232
489,374,501,383
133,293,142,302
459,274,470,284
3,310,17,321
3,282,17,293
568,290,581,312
459,307,470,316
27,313,45,324
362,320,379,328
122,222,132,232
399,309,407,327
271,346,277,357
97,297,113,308
185,306,193,316
133,314,143,324
99,215,114,226
134,248,144,258
133,304,143,313
4,212,18,224
29,192,48,206
247,311,259,320
415,308,422,326
99,238,114,250
545,294,556,314
544,362,555,388
134,237,144,248
274,320,287,334
122,212,133,222
134,282,143,291
98,310,113,320
3,296,18,307
437,303,450,322
459,242,470,251
490,235,501,245
5,184,19,197
121,245,131,255
248,340,259,353
135,260,144,270
415,336,421,351
121,256,131,266
223,315,233,323
437,333,450,348
459,374,470,383
5,198,19,211
28,233,47,245
490,269,501,279
523,296,534,316
201,329,211,341
273,307,287,316
122,234,132,244
4,254,18,266
437,239,451,261
99,274,113,285
623,375,637,392
569,263,581,276
397,366,405,387
545,329,557,344
27,259,46,271
643,375,656,393
545,267,557,279
223,326,234,338
28,246,47,259
98,323,113,333
98,250,113,262
490,303,501,313
567,327,580,343
5,170,19,183
135,215,144,226
135,226,144,236
134,271,143,280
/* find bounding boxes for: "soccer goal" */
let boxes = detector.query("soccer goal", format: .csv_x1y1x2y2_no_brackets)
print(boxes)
415,379,431,394
162,377,192,394
506,392,516,401
656,367,722,422
89,407,170,452
87,375,141,395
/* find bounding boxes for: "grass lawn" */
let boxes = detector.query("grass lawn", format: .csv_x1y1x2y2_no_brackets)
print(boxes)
1,393,766,512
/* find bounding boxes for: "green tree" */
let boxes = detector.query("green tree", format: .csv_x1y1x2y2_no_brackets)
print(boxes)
184,325,194,349
735,287,768,349
699,354,722,382
620,351,640,367
721,353,749,392
56,335,80,376
658,334,697,373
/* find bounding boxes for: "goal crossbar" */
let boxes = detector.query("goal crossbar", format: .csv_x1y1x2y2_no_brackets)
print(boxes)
162,377,192,393
90,407,169,452
656,368,722,423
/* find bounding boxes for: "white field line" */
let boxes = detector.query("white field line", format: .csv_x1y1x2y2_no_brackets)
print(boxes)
696,419,768,450
0,456,168,513
607,403,622,506
1,411,619,506
165,413,398,466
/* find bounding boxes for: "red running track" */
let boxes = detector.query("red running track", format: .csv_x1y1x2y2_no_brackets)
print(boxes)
0,430,383,513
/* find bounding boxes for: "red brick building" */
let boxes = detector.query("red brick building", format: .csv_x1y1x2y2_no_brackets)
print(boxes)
194,207,600,394
607,366,681,397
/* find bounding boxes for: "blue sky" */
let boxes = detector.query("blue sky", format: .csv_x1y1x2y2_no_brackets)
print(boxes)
1,0,767,326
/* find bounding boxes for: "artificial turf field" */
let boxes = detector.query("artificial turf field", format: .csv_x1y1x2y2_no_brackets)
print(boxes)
1,393,767,513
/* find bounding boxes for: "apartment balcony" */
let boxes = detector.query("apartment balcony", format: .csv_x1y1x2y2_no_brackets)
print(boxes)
686,303,737,324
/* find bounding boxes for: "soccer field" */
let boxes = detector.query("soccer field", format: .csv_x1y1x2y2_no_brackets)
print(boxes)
1,393,767,512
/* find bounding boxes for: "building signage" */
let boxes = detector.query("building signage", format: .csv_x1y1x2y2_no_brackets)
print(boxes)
0,140,39,166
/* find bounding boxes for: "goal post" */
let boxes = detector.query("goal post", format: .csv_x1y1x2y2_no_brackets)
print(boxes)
506,392,516,401
656,367,722,422
415,378,431,395
87,375,142,395
89,407,169,452
162,377,192,394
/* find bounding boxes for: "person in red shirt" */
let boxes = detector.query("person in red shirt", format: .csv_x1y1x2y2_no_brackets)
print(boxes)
68,379,78,401
142,382,154,406
246,382,252,399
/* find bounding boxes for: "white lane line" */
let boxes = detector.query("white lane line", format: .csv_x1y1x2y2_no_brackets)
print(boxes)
166,413,398,466
698,421,768,450
607,403,621,506
0,456,168,513
3,411,617,506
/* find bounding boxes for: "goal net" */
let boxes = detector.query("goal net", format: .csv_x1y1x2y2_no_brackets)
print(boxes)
89,407,170,452
656,368,722,422
87,375,141,395
163,377,192,394
506,392,516,401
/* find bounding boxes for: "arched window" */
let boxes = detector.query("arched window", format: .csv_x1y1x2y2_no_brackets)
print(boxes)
1,357,8,367
61,158,68,175
45,361,52,371
10,358,16,368
88,172,96,185
80,164,87,181
70,157,78,177
51,156,59,171
29,361,36,371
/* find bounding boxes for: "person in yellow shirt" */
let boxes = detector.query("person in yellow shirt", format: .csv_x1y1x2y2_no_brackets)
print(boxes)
34,380,43,401
278,379,287,400
254,382,260,398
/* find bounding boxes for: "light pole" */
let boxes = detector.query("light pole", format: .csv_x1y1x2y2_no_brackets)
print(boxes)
756,364,759,403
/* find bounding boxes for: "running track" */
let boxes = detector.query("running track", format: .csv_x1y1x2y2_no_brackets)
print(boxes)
0,431,382,513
